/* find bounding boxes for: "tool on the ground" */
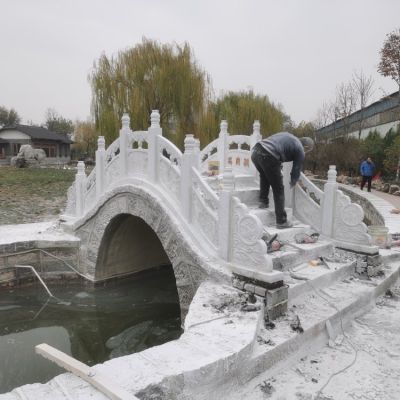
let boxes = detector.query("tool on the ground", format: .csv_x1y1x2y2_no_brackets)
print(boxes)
262,232,280,253
294,232,320,244
262,231,307,253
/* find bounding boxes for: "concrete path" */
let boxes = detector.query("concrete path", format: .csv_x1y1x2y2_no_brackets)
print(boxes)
340,185,400,235
369,188,400,209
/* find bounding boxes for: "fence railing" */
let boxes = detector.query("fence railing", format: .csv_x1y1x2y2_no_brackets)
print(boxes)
289,165,370,246
199,120,261,176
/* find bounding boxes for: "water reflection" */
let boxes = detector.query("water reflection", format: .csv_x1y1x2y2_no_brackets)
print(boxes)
0,265,182,393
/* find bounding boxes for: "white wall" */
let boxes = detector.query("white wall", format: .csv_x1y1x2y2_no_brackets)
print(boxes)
0,130,30,140
348,120,400,140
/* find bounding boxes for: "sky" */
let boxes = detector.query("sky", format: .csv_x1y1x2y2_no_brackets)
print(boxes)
1,0,399,128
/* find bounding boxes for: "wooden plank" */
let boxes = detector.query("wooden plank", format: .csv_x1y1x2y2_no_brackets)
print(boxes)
35,343,138,400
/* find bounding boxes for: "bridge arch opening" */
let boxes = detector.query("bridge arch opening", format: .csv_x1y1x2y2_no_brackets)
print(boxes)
96,213,171,281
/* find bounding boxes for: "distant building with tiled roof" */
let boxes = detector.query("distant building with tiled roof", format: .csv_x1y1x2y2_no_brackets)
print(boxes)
0,124,72,165
315,91,400,142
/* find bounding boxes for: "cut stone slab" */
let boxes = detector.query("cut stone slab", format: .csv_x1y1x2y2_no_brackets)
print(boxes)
230,265,284,286
271,240,334,271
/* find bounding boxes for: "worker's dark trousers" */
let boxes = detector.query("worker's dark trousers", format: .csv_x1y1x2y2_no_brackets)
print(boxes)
360,175,372,192
251,143,287,224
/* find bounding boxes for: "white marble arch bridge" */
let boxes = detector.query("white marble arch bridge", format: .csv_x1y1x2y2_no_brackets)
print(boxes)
62,110,373,315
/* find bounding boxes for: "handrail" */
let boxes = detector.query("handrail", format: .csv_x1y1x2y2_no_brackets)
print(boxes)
128,130,148,147
192,167,219,210
200,138,219,161
298,172,324,203
105,138,120,164
228,134,251,147
158,136,183,166
86,169,96,192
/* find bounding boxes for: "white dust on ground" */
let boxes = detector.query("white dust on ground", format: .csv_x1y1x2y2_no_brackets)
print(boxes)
226,281,400,400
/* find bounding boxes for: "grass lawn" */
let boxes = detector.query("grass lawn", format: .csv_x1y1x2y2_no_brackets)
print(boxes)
0,167,76,225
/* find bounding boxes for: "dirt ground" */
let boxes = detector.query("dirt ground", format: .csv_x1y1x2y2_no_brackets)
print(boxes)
0,167,75,225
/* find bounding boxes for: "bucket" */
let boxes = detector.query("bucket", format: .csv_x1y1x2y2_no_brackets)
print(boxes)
368,225,390,249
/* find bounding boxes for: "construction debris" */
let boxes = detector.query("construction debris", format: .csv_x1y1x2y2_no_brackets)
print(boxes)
290,315,304,333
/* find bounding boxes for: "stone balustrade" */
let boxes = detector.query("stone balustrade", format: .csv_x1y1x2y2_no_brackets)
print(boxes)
65,111,371,279
65,111,279,281
292,166,371,248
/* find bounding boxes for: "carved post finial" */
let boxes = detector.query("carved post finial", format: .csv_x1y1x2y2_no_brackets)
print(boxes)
121,113,130,129
184,134,196,154
151,110,160,128
253,120,261,135
328,165,337,183
97,136,105,151
77,161,85,175
220,120,228,134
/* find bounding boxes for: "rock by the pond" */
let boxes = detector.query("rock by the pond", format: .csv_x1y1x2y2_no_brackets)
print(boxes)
389,184,400,194
106,321,153,357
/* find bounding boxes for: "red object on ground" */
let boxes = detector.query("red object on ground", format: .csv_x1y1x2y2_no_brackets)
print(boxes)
372,171,381,181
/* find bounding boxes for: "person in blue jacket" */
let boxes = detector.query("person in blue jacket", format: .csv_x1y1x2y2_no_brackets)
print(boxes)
360,157,375,192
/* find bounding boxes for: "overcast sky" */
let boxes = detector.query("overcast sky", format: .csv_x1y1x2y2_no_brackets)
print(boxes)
1,0,399,129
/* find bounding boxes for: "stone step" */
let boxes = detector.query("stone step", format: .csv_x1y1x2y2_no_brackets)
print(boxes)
232,188,260,206
271,240,334,271
249,207,294,226
205,174,258,191
261,223,310,243
232,174,258,188
284,258,356,300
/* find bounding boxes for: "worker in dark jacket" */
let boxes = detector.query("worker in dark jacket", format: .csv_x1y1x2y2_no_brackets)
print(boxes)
360,157,375,192
251,132,314,229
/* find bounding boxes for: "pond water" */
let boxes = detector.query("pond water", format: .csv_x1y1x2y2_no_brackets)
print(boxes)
0,266,182,393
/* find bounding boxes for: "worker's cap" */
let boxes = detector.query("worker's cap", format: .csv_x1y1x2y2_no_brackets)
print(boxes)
299,137,314,151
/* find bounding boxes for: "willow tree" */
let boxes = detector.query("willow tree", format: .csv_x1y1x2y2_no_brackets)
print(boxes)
89,38,212,147
198,91,285,145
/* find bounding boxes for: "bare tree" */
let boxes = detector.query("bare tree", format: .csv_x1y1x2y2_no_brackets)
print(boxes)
378,28,400,105
335,82,357,137
314,101,332,130
352,70,375,139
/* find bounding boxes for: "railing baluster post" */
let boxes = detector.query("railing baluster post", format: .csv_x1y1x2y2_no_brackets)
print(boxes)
193,138,200,171
218,120,228,175
181,134,196,221
250,120,262,176
283,161,293,208
75,161,87,217
321,165,338,238
95,136,105,199
119,113,130,177
148,110,162,182
218,166,235,261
